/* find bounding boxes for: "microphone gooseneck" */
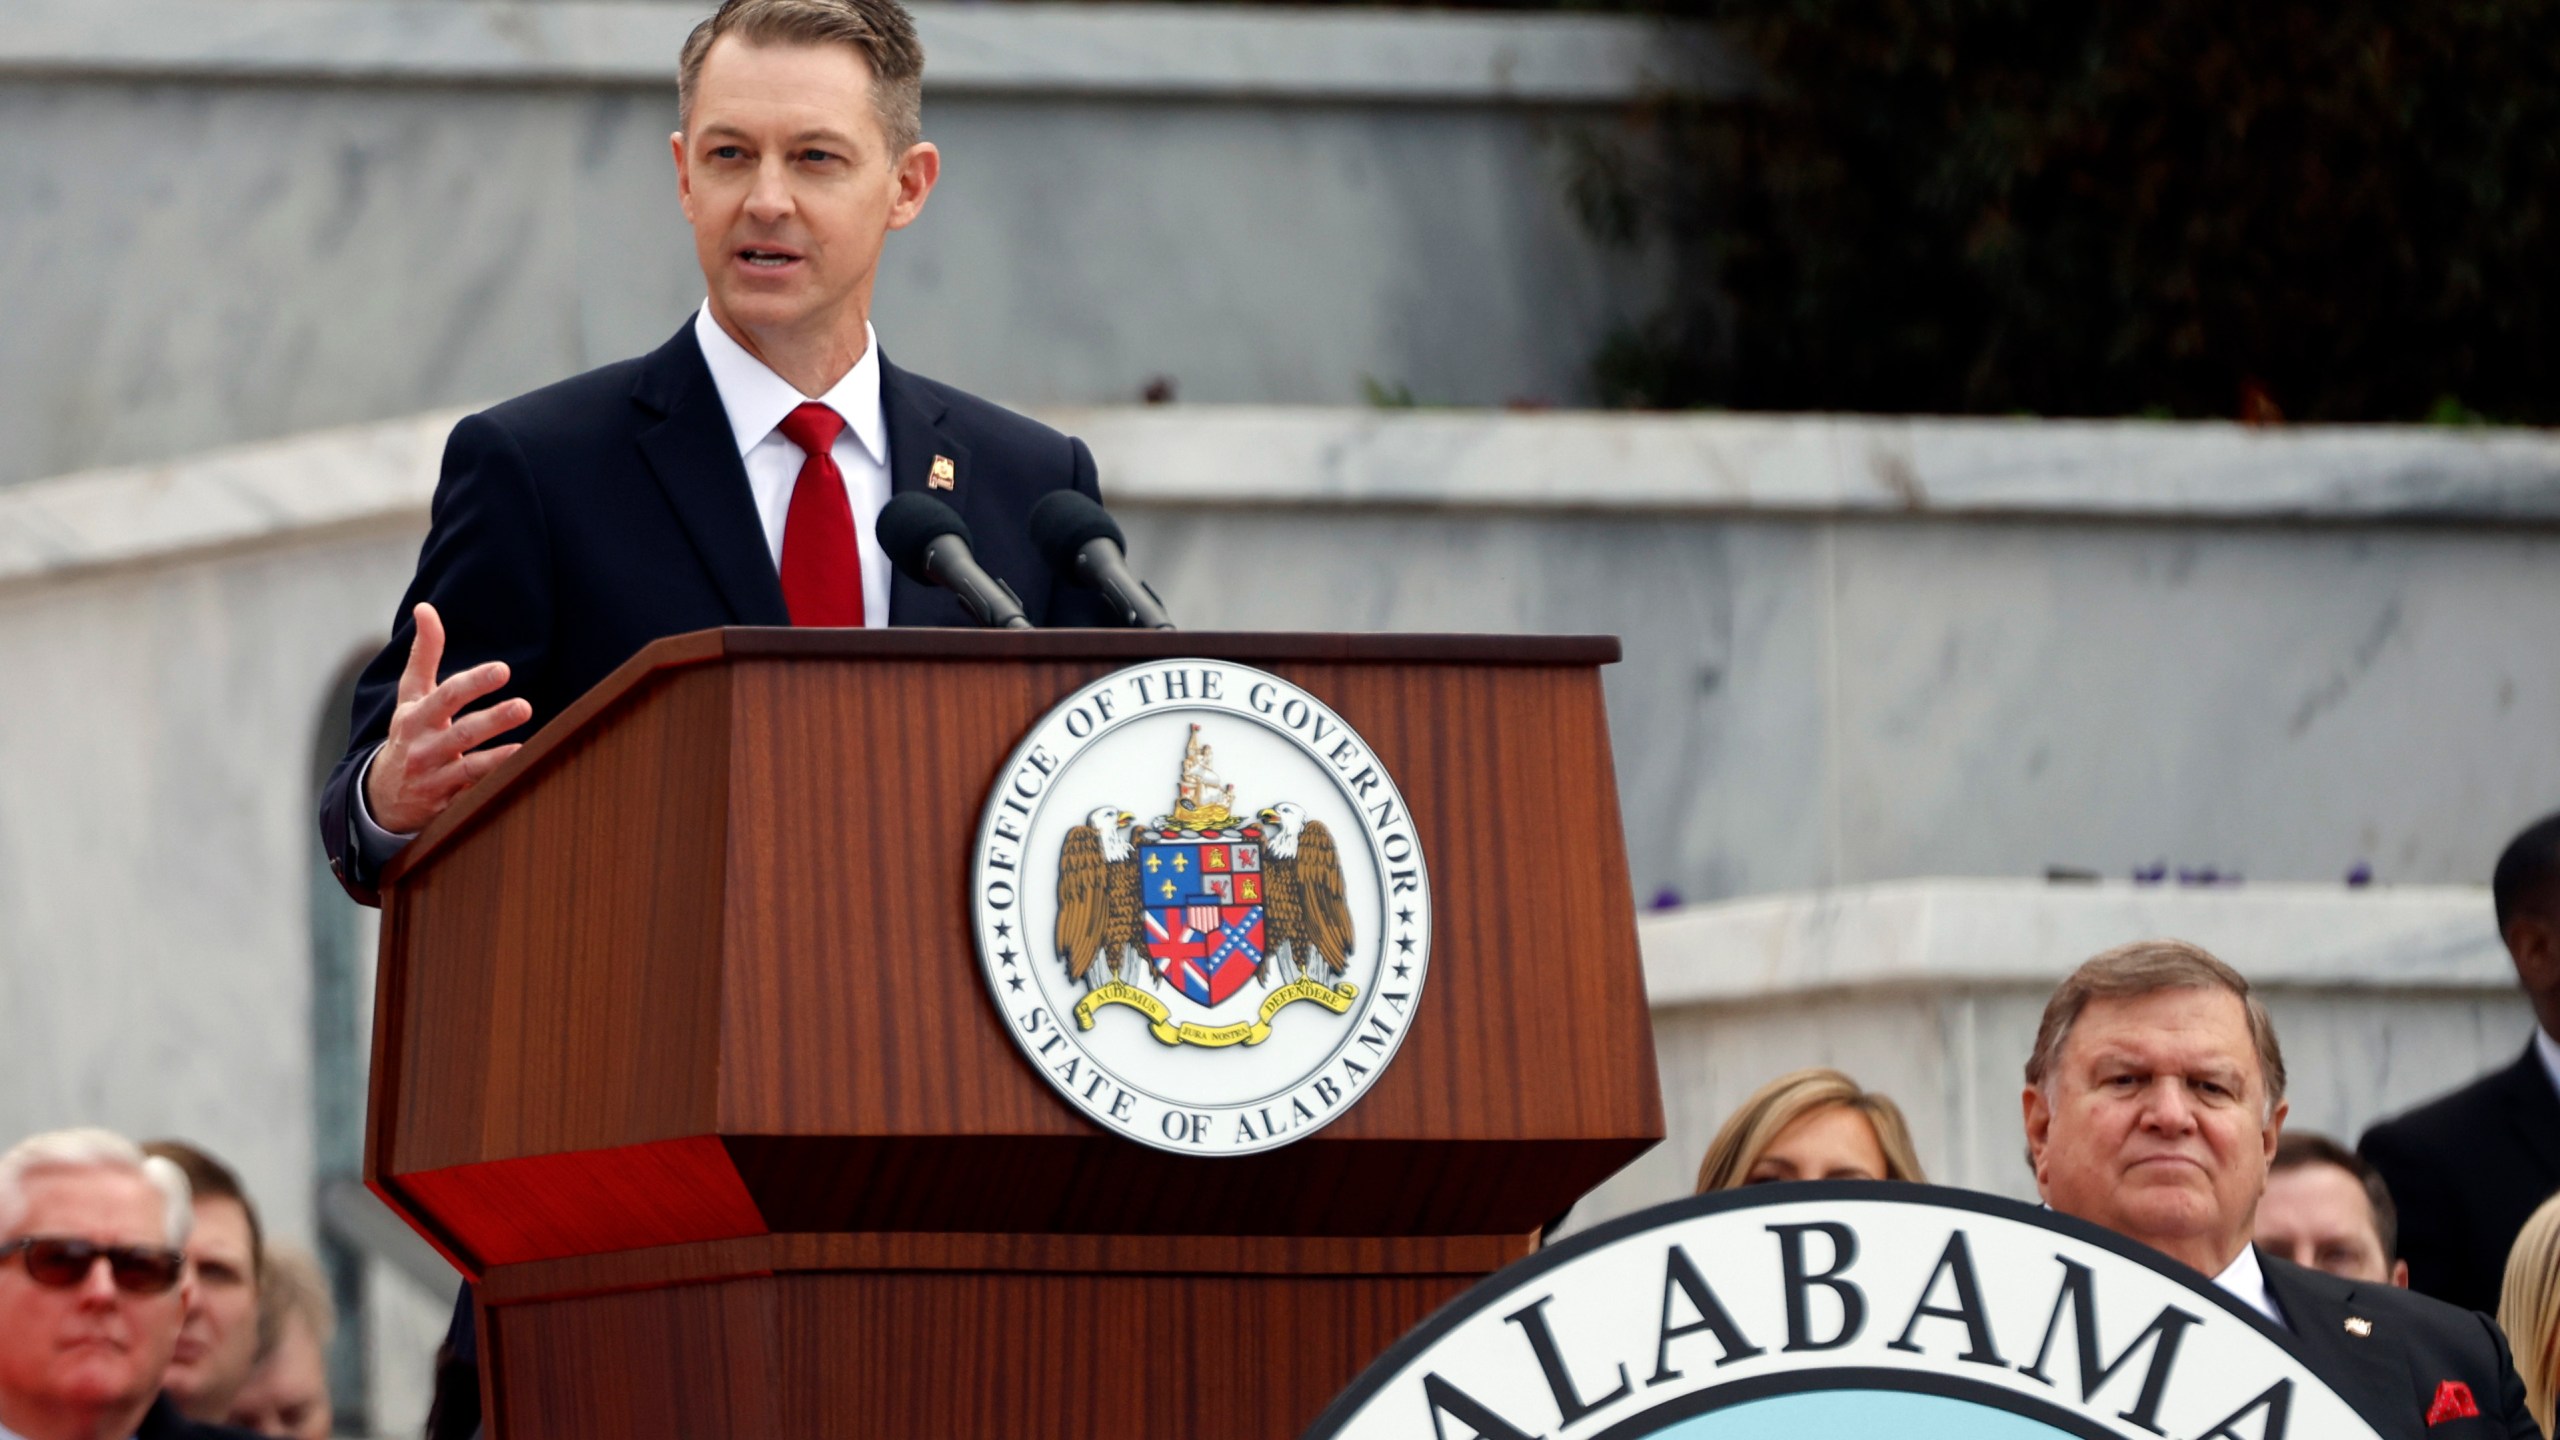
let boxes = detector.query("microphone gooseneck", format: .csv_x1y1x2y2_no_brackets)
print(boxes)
1026,491,1175,630
874,493,1032,630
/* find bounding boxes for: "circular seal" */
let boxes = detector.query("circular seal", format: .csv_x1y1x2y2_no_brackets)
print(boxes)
971,659,1433,1156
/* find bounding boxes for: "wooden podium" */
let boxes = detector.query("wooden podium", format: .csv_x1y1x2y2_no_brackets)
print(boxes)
366,629,1661,1438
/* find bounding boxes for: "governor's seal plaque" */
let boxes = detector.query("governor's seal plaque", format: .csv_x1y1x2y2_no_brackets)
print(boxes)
972,659,1432,1156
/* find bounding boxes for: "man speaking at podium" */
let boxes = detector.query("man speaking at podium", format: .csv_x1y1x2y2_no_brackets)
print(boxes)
320,0,1113,906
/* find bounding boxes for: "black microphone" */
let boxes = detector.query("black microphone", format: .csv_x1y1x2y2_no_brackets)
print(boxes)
1027,491,1175,630
874,493,1032,629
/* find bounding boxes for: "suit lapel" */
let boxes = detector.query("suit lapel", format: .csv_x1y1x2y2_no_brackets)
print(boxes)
879,355,975,625
631,323,790,627
2258,1252,2420,1439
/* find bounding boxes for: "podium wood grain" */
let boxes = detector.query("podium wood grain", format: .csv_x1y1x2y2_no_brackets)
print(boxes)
369,630,1659,1438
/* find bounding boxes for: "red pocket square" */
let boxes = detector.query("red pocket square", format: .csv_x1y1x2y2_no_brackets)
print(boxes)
2426,1380,2481,1425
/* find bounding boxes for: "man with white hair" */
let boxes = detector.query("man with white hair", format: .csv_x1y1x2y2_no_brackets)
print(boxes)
0,1129,259,1440
2024,941,2538,1439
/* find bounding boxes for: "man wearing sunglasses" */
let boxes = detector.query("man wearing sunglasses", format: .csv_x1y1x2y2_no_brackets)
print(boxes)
0,1129,259,1440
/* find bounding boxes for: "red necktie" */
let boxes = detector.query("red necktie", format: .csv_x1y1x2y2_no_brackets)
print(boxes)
776,403,865,627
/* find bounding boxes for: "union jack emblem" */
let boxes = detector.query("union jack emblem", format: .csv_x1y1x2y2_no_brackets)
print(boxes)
1145,904,1265,1007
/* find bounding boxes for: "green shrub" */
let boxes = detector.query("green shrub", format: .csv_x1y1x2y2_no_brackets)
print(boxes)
1597,2,2560,421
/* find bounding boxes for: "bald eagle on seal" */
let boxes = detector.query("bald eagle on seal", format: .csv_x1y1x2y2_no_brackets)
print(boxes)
1055,806,1142,985
1257,802,1354,984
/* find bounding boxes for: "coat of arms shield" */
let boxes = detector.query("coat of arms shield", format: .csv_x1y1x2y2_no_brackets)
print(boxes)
1137,833,1266,1008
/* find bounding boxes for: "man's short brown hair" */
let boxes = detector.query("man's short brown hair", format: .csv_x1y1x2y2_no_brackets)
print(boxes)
140,1140,262,1277
677,0,926,154
2023,938,2288,1109
252,1245,337,1361
2272,1130,2398,1260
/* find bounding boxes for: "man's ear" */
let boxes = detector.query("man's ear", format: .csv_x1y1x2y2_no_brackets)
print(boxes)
2389,1258,2410,1288
2509,912,2560,1025
671,132,696,222
2021,1085,2052,1185
2505,912,2555,978
2263,1099,2288,1161
888,141,941,231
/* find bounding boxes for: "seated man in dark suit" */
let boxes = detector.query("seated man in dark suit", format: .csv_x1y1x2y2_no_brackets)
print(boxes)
2363,810,2560,1317
318,0,1115,906
2024,940,2539,1438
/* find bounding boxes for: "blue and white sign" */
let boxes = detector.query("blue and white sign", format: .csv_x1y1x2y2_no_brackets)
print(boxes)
1305,1185,2383,1440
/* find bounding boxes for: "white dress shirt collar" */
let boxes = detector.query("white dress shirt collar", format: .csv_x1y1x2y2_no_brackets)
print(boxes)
2215,1245,2286,1329
2535,1024,2560,1101
692,303,888,468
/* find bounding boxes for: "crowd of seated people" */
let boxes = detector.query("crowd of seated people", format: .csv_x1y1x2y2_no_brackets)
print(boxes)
12,831,2560,1436
1677,922,2560,1437
0,1131,329,1440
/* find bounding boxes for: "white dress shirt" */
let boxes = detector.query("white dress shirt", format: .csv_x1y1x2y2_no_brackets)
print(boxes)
2215,1245,2286,1329
690,302,896,623
2536,1024,2560,1101
354,303,894,856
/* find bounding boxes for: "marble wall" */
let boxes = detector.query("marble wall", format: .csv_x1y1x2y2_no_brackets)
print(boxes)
0,0,1710,488
1120,506,2560,903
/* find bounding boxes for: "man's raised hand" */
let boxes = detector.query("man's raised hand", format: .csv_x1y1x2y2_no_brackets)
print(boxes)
364,602,535,835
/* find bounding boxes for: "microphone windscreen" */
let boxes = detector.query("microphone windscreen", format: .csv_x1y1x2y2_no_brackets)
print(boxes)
875,492,974,584
1027,490,1125,569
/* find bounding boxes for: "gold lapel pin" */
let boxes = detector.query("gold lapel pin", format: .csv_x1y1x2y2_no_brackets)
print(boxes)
929,455,956,490
2344,1316,2373,1337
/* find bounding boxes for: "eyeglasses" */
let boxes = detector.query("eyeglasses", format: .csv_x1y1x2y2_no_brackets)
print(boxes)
0,1237,185,1295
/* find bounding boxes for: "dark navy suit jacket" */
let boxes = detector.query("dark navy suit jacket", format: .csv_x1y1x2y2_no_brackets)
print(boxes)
137,1395,264,1440
318,320,1115,903
2361,1044,2560,1317
2258,1250,2540,1439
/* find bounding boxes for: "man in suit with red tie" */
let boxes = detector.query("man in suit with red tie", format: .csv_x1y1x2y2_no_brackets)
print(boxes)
314,4,1117,1433
2024,941,2539,1438
318,0,1114,905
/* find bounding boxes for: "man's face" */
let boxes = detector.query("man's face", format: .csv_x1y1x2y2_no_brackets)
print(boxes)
2024,987,2284,1274
0,1169,191,1420
162,1196,257,1417
2506,907,2560,1040
673,35,938,346
224,1311,330,1440
2257,1162,2406,1286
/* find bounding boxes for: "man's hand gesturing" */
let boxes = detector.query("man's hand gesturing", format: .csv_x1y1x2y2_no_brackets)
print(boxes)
364,602,535,835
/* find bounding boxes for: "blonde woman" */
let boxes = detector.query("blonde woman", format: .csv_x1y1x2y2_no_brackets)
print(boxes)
1695,1067,1927,1192
2500,1193,2560,1437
